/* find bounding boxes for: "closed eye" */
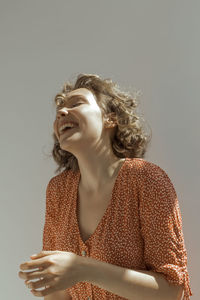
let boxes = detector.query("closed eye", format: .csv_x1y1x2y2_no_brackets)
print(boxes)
72,103,83,107
56,102,83,111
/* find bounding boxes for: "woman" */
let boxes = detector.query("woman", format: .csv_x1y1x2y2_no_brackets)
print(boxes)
19,74,193,299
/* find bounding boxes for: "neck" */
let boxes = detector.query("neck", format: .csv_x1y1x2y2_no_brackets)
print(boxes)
76,152,125,193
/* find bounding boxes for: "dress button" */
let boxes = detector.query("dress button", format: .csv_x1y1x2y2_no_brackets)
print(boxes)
81,250,86,256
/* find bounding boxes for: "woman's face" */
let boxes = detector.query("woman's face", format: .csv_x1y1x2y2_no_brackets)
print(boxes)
54,88,109,152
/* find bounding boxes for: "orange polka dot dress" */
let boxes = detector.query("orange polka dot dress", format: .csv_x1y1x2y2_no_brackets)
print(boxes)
42,158,193,299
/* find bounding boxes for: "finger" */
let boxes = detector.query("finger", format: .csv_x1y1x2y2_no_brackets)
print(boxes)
19,269,47,281
31,283,58,297
20,257,49,271
30,250,58,259
19,267,43,281
26,277,54,290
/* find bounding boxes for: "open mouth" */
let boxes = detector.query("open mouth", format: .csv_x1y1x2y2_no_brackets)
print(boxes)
60,126,77,135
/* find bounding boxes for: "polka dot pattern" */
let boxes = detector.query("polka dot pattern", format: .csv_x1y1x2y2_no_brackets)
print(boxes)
42,158,193,299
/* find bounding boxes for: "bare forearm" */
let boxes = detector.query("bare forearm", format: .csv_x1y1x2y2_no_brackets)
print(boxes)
78,256,182,300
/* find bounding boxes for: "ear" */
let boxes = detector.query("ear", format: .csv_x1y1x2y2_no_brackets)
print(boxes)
104,112,117,128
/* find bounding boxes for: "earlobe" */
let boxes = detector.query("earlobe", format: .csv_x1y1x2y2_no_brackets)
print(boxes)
104,112,117,128
104,119,117,128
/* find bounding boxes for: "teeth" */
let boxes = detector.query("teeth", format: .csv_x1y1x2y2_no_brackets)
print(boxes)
59,122,77,134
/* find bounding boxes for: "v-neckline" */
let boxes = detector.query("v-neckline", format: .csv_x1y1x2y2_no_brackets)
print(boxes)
74,158,127,245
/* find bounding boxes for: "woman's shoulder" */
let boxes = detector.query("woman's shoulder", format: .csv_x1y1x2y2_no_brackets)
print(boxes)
126,157,166,174
126,157,172,185
46,168,78,189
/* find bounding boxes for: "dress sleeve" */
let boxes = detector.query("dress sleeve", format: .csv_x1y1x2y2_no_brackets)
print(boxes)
139,163,193,300
42,178,58,251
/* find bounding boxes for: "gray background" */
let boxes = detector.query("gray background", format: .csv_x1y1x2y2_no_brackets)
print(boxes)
0,0,198,299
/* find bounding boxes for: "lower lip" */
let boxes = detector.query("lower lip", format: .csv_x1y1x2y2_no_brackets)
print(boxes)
60,127,77,137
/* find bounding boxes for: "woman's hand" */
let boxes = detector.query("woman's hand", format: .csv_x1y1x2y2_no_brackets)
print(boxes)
18,250,82,297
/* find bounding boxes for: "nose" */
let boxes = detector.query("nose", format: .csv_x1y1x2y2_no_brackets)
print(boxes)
56,108,69,120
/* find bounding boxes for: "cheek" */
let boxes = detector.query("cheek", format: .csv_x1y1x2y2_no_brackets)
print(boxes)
53,120,59,139
77,107,103,130
88,107,103,126
86,115,104,136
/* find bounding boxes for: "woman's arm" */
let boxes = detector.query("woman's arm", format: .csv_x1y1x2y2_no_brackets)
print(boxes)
44,289,72,300
78,256,182,300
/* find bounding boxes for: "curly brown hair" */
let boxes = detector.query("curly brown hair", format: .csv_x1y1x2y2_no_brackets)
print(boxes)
50,73,152,174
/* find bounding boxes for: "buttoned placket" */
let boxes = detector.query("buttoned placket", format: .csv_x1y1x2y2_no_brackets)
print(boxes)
80,245,93,300
81,250,87,256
